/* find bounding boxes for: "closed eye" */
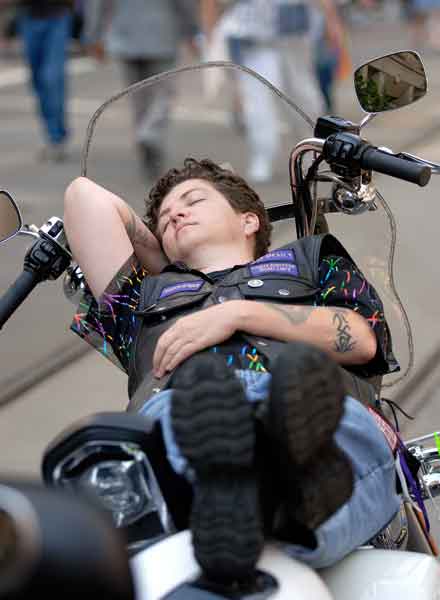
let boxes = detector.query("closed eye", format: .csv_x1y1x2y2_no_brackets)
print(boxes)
158,219,169,236
159,197,204,235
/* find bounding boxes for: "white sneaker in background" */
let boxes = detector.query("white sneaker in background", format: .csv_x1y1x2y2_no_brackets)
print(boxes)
36,143,68,163
247,156,273,184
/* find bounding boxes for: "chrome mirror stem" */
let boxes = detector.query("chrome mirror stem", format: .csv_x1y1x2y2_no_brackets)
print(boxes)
359,113,377,130
17,224,40,240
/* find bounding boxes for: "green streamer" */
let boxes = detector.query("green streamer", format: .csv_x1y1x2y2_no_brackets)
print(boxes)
434,432,440,456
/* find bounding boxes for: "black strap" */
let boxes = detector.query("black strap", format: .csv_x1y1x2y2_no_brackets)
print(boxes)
380,397,415,432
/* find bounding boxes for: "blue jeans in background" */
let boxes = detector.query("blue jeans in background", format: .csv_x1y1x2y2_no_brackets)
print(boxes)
139,369,401,569
313,39,339,113
19,12,72,145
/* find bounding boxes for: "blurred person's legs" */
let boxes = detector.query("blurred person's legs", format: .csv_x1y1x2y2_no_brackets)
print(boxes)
20,13,72,161
233,34,324,181
407,10,429,47
231,39,283,184
406,0,440,49
120,57,175,182
279,36,325,126
311,5,340,116
313,41,339,113
426,5,440,49
41,13,72,152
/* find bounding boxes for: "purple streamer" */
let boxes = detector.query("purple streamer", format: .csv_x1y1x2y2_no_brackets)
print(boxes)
398,444,430,532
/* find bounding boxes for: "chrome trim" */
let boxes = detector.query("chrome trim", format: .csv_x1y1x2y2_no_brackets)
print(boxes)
405,431,440,446
291,138,326,169
398,152,440,175
359,113,377,130
289,138,325,235
406,434,440,502
17,224,40,240
63,265,87,305
52,440,175,535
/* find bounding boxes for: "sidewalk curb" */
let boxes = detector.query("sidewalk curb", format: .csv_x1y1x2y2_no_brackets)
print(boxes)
0,343,90,408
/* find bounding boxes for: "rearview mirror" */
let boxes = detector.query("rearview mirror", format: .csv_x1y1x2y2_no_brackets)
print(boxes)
0,191,22,244
354,51,427,113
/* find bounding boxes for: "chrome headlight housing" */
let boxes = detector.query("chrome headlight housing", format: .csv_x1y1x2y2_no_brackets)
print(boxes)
42,412,192,550
53,441,169,530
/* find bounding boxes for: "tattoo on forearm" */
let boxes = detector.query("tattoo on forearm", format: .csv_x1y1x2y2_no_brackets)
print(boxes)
265,303,314,325
332,311,356,353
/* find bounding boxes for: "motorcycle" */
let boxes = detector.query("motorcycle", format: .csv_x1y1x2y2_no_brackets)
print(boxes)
1,51,440,599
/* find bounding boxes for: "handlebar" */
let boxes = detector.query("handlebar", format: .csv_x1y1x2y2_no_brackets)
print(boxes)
323,133,432,187
0,232,71,331
0,481,134,599
0,269,40,330
359,147,431,187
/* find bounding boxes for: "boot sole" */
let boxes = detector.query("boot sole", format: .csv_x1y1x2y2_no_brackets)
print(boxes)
267,343,354,529
171,355,263,583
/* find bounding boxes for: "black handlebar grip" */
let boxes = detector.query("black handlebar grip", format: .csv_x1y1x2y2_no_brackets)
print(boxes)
0,269,40,330
360,147,431,187
0,482,134,600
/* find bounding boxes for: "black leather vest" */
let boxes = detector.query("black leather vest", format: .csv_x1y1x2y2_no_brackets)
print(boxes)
127,233,378,412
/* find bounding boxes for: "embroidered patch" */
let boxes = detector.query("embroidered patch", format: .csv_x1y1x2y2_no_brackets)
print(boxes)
159,280,204,299
250,262,299,277
368,407,398,453
254,249,296,264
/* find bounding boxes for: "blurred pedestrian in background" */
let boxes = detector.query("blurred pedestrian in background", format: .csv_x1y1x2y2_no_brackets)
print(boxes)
201,0,344,184
0,0,75,162
83,0,199,182
71,0,84,44
312,0,351,113
402,0,440,50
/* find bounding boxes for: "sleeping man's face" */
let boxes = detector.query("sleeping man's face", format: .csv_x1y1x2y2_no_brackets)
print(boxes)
157,178,259,264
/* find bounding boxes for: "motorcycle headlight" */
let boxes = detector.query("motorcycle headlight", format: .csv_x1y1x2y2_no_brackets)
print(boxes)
42,413,192,550
76,456,148,526
56,442,165,529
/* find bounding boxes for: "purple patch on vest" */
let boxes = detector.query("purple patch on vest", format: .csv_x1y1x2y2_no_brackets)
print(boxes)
159,280,204,299
254,249,296,264
250,262,299,277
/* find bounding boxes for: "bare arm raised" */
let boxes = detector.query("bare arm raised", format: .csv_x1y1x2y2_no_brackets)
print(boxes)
64,177,169,299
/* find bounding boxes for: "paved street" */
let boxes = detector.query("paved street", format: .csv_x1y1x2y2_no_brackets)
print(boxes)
0,13,440,540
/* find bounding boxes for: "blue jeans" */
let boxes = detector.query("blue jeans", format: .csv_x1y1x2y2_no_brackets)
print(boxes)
19,13,72,145
314,41,339,113
139,370,401,569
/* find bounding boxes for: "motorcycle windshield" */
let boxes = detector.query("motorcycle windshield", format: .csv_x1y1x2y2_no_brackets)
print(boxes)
81,62,411,388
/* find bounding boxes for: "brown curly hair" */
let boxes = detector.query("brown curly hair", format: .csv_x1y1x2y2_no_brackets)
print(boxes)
144,158,272,258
